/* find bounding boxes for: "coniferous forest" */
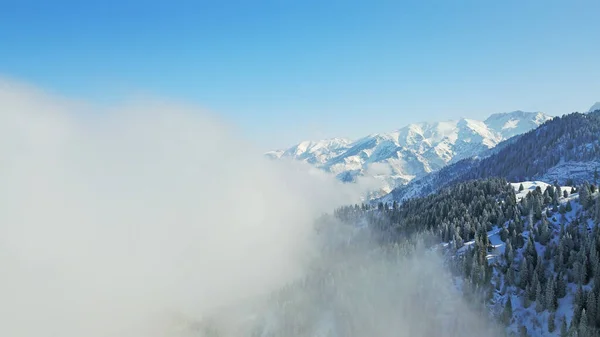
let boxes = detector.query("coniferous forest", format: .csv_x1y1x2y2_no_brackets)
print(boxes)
335,178,600,336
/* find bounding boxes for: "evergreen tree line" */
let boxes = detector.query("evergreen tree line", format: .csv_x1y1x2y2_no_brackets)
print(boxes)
335,178,600,336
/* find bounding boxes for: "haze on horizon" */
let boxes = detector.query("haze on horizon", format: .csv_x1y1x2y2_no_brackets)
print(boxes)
2,1,600,148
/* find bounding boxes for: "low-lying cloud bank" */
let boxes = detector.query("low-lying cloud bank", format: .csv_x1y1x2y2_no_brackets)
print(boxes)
0,78,365,337
0,78,500,337
175,223,504,337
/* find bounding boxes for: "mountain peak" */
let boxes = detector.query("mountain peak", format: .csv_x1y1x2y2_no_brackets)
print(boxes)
267,108,553,196
484,110,551,139
588,102,600,113
484,110,542,121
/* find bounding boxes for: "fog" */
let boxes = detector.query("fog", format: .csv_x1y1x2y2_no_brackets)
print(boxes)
0,78,500,336
179,222,504,337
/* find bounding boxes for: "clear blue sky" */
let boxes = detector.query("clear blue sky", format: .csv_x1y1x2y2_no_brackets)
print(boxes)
2,0,599,149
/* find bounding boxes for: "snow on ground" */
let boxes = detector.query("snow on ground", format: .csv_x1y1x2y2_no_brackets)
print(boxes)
511,181,576,202
487,227,505,260
457,226,506,262
502,182,591,336
409,180,592,336
538,160,600,185
511,181,551,201
447,181,593,336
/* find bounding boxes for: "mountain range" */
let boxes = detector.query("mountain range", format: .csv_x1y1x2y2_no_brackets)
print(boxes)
379,108,600,205
267,110,552,194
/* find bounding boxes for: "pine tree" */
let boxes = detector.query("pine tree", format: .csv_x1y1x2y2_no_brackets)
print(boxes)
585,291,596,329
548,185,555,198
538,218,550,244
526,235,538,264
515,216,524,235
556,273,567,298
579,308,589,337
566,200,573,212
575,284,584,309
590,244,599,277
544,188,553,205
505,240,514,262
546,277,557,311
596,290,600,332
500,226,509,242
529,275,539,302
519,183,525,192
545,244,554,262
548,311,556,333
564,190,569,199
579,256,588,284
536,280,545,312
555,244,564,272
595,196,600,223
506,265,515,285
560,317,568,337
580,183,591,209
520,257,529,289
568,319,580,337
522,292,531,308
503,296,513,325
559,204,567,214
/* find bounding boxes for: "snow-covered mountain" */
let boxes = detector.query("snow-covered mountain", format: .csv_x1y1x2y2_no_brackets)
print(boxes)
588,102,600,113
484,110,552,139
378,109,600,206
267,111,552,193
265,138,352,165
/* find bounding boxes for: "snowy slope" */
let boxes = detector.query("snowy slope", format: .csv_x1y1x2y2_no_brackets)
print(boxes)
488,182,582,336
264,138,352,165
268,111,552,193
484,111,551,139
441,181,588,336
376,133,523,205
538,161,600,185
377,157,480,204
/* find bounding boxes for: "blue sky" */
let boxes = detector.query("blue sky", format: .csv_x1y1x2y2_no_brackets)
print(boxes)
2,1,600,149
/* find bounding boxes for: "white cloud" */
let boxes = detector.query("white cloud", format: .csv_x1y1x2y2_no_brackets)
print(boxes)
0,78,499,337
0,78,363,337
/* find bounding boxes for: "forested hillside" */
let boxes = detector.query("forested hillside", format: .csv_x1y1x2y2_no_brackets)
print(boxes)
337,178,600,336
465,111,600,182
